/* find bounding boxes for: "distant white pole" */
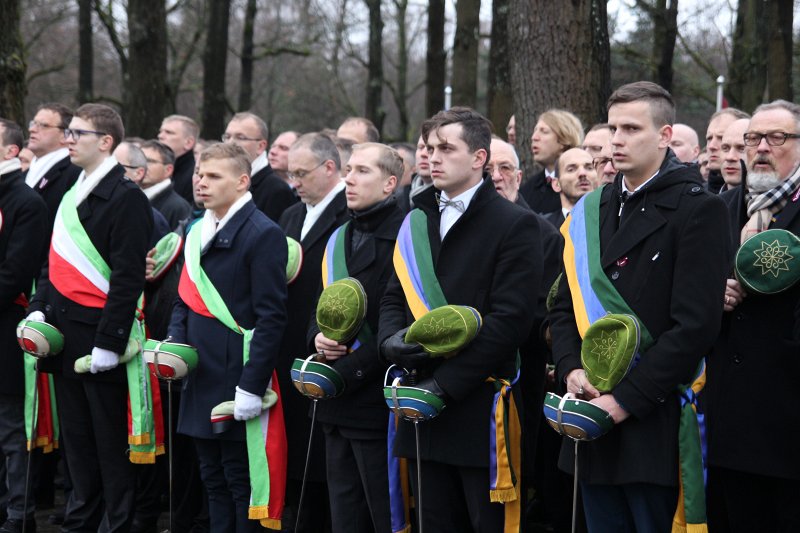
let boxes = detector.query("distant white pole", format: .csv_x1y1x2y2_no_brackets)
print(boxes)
716,76,725,111
445,86,452,110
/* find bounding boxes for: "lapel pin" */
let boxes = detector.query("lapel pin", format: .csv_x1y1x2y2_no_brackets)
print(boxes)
651,251,661,261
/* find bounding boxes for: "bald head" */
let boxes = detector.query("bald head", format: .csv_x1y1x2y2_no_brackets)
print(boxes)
669,124,700,163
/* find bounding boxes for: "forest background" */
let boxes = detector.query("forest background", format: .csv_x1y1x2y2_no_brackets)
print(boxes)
1,0,797,173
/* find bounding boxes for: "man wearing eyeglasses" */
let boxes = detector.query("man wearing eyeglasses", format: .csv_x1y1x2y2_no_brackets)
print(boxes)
25,103,82,229
223,112,297,222
705,100,800,532
140,140,192,231
26,104,153,532
277,133,349,532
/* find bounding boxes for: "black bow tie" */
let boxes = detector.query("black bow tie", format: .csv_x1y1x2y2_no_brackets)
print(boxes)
436,193,465,213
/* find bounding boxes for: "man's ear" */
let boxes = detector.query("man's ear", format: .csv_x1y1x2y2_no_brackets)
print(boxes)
552,179,562,193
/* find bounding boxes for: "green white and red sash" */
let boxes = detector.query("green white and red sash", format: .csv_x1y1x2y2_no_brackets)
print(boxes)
392,209,521,533
562,188,708,532
178,222,287,530
48,184,163,463
24,355,59,452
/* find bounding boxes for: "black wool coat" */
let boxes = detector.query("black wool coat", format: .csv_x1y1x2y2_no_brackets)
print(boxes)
25,155,81,231
278,190,349,479
705,182,800,480
250,164,298,223
520,169,561,215
172,151,196,205
31,164,154,382
549,153,730,486
0,170,50,396
150,183,192,231
378,177,543,467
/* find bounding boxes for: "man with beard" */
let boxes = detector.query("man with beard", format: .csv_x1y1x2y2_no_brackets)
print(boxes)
542,148,598,228
706,100,800,532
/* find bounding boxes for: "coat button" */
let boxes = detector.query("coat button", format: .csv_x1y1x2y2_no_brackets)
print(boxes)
733,354,742,364
656,396,665,403
691,186,702,193
117,328,125,335
355,370,363,378
611,271,620,280
60,307,66,313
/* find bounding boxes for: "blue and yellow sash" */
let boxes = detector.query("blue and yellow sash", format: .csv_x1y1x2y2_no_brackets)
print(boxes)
392,210,521,533
562,188,707,533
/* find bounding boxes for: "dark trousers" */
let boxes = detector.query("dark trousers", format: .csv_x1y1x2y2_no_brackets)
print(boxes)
323,425,391,533
408,460,505,533
55,375,136,532
580,482,677,533
193,437,261,533
0,396,34,520
707,466,800,533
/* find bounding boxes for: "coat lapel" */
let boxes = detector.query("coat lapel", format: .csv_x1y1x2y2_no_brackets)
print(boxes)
301,190,346,249
773,189,800,230
600,189,668,268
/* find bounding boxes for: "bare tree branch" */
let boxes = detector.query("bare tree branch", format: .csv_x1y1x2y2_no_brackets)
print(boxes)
93,0,128,70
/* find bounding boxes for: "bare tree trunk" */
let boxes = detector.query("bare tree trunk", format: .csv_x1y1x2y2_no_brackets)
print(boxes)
651,0,678,91
727,0,766,111
201,0,231,139
508,0,610,174
365,0,385,134
239,0,257,111
766,0,793,102
78,0,93,104
0,0,26,124
426,0,446,117
127,0,168,137
394,0,409,140
451,0,480,108
487,0,512,134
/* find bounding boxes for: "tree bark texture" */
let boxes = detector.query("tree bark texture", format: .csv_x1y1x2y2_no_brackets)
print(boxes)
365,0,385,134
127,0,168,137
488,0,512,135
451,0,481,108
393,0,410,140
201,0,231,139
508,0,610,173
78,0,93,104
650,0,678,92
239,0,257,111
426,0,446,117
765,0,793,103
0,0,27,124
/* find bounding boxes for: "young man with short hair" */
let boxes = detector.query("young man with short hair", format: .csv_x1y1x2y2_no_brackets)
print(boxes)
379,107,542,531
168,143,289,532
550,81,729,531
27,103,154,531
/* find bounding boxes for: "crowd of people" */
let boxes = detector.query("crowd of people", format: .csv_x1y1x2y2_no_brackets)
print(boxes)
0,78,796,533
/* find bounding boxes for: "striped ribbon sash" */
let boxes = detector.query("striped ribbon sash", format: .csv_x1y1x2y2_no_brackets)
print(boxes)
392,210,521,533
562,188,707,532
178,223,287,530
47,184,160,463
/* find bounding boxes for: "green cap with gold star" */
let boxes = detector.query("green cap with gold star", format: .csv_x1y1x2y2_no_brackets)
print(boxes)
580,313,640,393
404,305,483,358
316,277,367,344
735,228,800,295
286,237,303,284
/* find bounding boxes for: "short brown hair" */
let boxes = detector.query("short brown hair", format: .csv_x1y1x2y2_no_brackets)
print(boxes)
141,140,175,165
162,114,199,140
37,102,74,129
607,81,675,128
709,107,750,123
74,103,125,150
291,132,342,171
230,112,268,141
421,106,493,162
340,117,380,142
0,119,24,150
199,143,251,177
352,142,404,181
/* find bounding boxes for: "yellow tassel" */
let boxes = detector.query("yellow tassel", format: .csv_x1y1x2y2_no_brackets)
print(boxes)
672,520,708,533
248,505,270,520
155,444,165,456
260,517,281,530
128,451,155,464
490,487,518,503
128,433,151,445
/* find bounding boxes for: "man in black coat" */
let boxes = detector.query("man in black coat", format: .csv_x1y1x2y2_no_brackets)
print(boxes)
379,108,542,532
549,82,729,532
25,103,82,229
223,113,297,222
308,142,405,533
158,114,198,205
27,104,153,532
705,100,800,532
396,135,433,213
278,132,348,531
542,147,599,229
140,140,192,230
0,119,50,532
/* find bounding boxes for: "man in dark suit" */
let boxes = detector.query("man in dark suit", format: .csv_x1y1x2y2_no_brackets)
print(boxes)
158,115,198,205
379,107,543,532
396,135,433,213
168,143,288,532
223,113,297,222
308,142,405,533
25,103,82,228
278,132,349,531
26,104,153,532
549,82,729,532
705,100,800,532
542,147,599,229
140,140,192,230
0,119,50,533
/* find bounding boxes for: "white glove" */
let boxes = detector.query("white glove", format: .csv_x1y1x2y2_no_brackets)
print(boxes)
26,311,45,322
90,347,120,374
234,386,262,421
